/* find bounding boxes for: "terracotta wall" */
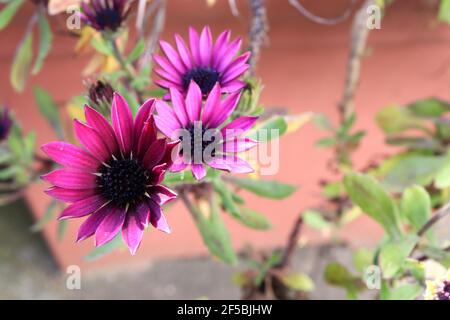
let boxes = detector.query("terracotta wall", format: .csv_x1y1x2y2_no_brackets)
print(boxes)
1,0,450,270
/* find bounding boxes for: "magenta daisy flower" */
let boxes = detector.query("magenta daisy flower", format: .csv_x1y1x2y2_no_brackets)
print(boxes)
41,93,178,254
80,0,131,33
154,81,258,180
0,107,12,142
154,26,250,97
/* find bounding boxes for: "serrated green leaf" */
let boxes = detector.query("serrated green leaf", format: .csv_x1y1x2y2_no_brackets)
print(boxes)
401,186,430,232
379,235,419,278
227,177,297,199
10,30,33,92
344,172,401,238
32,11,52,74
0,0,23,30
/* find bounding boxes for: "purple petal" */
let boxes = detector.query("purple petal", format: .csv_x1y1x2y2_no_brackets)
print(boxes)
41,141,99,171
188,26,201,66
147,199,171,233
175,34,192,69
208,92,241,128
154,67,182,84
149,163,167,185
155,100,182,138
185,81,202,123
222,64,250,84
153,54,183,80
221,79,246,93
199,26,212,66
58,195,105,220
76,205,111,242
212,30,231,69
191,163,207,180
45,187,96,203
223,155,254,174
216,37,242,72
207,157,231,171
159,40,186,73
135,201,150,227
222,137,258,152
74,120,111,162
221,116,258,138
111,93,134,156
154,79,183,91
170,87,189,127
169,158,188,172
161,140,181,168
42,169,96,189
85,106,119,156
136,116,157,158
202,83,221,125
142,138,166,169
95,207,126,247
122,212,145,255
133,98,155,145
148,185,177,205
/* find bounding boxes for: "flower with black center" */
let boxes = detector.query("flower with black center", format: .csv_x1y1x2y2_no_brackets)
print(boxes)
425,270,450,300
42,93,178,254
155,81,258,180
80,0,130,33
154,26,250,97
0,107,12,142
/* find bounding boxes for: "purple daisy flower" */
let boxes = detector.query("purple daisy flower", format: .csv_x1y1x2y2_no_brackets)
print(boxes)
154,26,250,97
154,81,258,180
0,107,12,142
80,0,130,33
42,93,178,254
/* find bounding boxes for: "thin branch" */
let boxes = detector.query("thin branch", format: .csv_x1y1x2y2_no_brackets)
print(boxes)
277,216,303,269
289,0,356,26
247,0,269,75
338,0,375,121
139,0,166,69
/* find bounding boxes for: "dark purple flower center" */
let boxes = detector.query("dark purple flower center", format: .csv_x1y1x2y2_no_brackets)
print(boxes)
0,110,12,142
179,125,218,161
97,158,148,208
182,67,220,95
94,7,123,31
437,281,450,300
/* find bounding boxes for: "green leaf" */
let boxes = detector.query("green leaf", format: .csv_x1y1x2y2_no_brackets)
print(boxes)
375,104,423,135
194,196,237,265
343,172,401,238
302,210,331,231
408,97,450,118
126,38,145,63
279,272,315,292
379,235,419,278
33,86,63,137
90,36,113,55
227,177,297,199
324,262,364,297
401,186,431,232
381,154,446,193
163,170,195,184
385,136,442,152
435,159,450,188
57,219,68,241
32,11,52,74
352,249,373,274
10,30,33,92
235,207,271,230
439,0,450,23
316,137,336,148
383,283,422,300
313,113,333,131
247,116,287,142
0,0,23,30
84,233,124,261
